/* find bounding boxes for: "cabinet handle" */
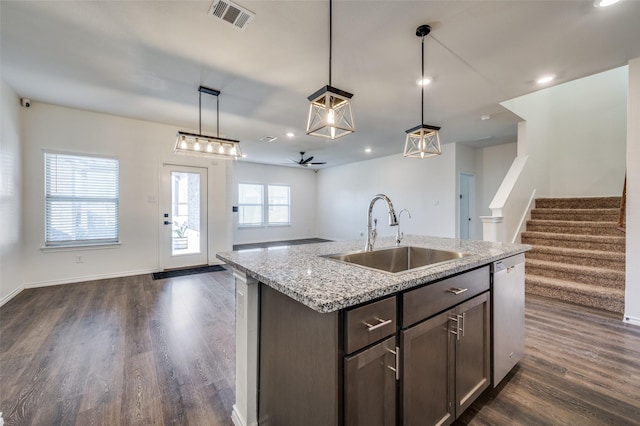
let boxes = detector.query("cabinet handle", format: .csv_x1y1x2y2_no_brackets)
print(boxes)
386,347,399,380
449,316,460,341
459,313,465,338
446,287,468,295
363,317,392,332
507,266,515,273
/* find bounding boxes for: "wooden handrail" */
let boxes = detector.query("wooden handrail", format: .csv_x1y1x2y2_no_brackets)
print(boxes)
617,175,626,233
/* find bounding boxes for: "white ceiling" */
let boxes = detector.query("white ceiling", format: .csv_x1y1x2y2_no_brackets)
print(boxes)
2,0,640,168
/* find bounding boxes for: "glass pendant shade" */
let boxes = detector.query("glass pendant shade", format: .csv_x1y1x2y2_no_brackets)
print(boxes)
404,124,442,159
175,131,242,160
306,85,355,140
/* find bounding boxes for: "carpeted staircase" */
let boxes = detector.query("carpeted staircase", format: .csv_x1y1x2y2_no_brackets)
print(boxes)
522,197,625,314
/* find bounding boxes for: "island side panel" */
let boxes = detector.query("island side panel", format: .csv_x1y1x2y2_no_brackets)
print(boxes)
259,283,341,426
232,269,260,426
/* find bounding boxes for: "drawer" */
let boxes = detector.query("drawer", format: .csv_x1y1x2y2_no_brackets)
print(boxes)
402,265,490,328
345,296,396,354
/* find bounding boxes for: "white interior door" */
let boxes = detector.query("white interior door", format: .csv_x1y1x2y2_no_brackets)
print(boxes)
161,164,208,269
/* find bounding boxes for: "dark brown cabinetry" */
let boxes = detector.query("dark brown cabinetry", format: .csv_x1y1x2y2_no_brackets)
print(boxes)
344,336,397,426
401,292,491,426
258,265,493,426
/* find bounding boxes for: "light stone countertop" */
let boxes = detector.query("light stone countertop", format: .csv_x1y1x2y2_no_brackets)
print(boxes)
216,235,530,313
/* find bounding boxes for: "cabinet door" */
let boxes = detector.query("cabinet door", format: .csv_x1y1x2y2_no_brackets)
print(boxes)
454,292,490,416
344,336,397,426
400,310,455,426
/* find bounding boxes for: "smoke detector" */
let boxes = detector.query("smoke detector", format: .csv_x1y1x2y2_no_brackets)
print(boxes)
208,0,255,30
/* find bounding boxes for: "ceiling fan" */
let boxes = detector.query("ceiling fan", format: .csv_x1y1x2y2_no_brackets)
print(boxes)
290,152,327,167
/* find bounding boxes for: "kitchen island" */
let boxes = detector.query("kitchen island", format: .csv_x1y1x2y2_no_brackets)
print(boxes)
217,235,530,426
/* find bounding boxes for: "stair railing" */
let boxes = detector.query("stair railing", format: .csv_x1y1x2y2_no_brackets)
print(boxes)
617,175,626,233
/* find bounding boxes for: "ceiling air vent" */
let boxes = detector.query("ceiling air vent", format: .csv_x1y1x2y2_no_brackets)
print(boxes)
208,0,255,31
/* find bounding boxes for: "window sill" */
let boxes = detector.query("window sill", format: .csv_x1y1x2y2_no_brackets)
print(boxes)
40,242,121,253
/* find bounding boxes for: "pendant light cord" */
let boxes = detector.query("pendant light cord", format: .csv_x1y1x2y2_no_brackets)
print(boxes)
329,0,332,86
199,89,202,135
217,95,220,138
421,34,425,126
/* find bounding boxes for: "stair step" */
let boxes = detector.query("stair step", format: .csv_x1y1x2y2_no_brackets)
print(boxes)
525,259,624,289
525,219,623,236
526,246,625,270
530,208,619,222
521,231,625,252
535,197,622,209
525,274,624,314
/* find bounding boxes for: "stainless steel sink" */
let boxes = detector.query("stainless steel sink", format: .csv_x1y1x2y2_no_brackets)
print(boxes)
322,246,471,274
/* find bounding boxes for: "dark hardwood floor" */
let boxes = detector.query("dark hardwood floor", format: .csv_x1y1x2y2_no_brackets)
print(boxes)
1,267,639,425
0,270,236,426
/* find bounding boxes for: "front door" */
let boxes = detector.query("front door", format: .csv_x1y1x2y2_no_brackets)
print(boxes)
161,164,208,269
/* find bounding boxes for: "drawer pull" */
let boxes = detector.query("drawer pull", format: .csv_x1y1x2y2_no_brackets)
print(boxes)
446,287,468,295
363,317,392,332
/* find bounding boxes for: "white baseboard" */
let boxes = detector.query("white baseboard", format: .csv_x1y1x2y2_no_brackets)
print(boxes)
623,315,640,327
24,268,158,289
0,285,25,307
231,405,258,426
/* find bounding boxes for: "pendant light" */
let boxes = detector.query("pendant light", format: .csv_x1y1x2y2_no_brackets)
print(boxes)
175,86,242,160
404,25,442,159
306,0,355,140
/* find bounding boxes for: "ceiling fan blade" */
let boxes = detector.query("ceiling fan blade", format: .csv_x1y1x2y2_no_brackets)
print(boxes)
301,156,314,164
310,162,327,165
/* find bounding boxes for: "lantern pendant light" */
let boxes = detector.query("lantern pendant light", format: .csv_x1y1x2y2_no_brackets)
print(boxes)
306,0,355,140
404,25,442,159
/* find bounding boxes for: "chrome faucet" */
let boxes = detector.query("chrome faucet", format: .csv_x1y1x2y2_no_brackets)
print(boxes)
365,194,399,251
395,209,412,246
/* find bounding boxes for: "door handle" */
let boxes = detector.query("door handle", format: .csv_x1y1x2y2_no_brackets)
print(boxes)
164,221,171,225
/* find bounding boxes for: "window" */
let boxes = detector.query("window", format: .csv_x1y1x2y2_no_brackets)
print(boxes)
238,183,264,226
268,185,290,225
45,152,119,246
238,183,291,227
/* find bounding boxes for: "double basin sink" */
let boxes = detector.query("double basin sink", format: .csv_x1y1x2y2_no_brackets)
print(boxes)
323,246,471,274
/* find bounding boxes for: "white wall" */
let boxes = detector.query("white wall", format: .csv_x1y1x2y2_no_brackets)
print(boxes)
478,143,517,218
231,162,317,245
455,143,479,239
548,69,627,197
316,145,456,242
0,81,23,305
625,58,640,324
21,102,232,288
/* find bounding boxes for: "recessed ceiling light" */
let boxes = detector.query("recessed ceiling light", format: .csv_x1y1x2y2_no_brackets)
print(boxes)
286,132,295,138
416,77,432,86
481,115,491,121
242,154,247,158
364,148,372,153
536,74,555,85
594,0,622,7
259,135,277,142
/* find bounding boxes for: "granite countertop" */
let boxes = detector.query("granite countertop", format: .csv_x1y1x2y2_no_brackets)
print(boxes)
216,235,530,313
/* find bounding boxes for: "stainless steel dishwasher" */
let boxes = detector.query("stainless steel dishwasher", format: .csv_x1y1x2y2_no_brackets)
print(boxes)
491,253,525,386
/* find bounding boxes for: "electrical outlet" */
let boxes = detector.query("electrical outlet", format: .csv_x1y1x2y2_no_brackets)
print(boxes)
75,255,83,263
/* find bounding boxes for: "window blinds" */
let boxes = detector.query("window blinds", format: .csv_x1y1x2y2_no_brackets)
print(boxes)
45,152,119,246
